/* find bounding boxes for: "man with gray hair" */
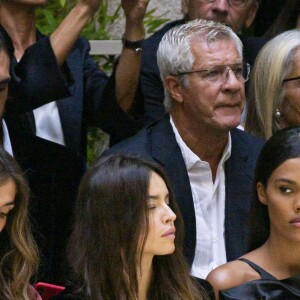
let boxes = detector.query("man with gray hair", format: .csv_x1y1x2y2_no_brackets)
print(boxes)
105,19,264,279
140,0,264,125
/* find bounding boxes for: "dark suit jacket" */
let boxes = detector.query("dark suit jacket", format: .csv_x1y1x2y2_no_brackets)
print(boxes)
5,31,136,154
104,115,264,266
10,133,85,284
140,19,267,126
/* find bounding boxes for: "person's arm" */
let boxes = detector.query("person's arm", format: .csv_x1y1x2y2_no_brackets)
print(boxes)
206,261,247,300
115,0,149,112
50,0,150,113
8,0,102,112
50,0,102,66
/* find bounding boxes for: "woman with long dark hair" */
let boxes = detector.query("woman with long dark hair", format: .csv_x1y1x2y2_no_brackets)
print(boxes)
57,154,209,299
0,147,40,300
207,127,300,299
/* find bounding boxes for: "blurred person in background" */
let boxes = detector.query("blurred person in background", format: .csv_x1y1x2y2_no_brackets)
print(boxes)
245,29,300,139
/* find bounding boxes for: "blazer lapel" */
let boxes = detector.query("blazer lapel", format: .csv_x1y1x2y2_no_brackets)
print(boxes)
225,129,255,261
150,115,196,265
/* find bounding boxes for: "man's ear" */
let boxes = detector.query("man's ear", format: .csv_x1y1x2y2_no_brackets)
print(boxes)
244,2,259,28
181,0,188,16
164,75,185,104
257,182,268,205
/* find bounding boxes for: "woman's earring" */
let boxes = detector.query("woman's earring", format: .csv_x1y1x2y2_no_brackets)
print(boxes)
275,109,281,118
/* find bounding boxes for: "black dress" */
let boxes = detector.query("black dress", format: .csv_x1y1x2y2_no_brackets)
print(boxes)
50,278,215,299
220,258,300,300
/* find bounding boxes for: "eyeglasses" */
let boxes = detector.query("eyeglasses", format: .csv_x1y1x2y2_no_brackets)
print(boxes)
201,0,250,7
283,76,300,83
172,63,251,84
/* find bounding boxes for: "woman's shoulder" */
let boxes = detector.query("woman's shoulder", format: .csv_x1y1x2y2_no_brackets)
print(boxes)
207,258,260,292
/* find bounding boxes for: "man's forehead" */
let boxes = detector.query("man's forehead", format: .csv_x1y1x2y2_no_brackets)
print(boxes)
191,38,241,64
191,36,238,52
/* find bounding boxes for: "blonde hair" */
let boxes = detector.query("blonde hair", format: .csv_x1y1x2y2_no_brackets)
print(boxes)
245,29,300,139
0,148,39,300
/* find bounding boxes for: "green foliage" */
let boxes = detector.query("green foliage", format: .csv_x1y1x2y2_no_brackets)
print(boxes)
36,0,122,39
144,8,169,34
36,0,170,164
36,0,170,39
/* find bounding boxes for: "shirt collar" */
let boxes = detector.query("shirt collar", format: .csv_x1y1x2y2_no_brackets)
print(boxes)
170,116,231,171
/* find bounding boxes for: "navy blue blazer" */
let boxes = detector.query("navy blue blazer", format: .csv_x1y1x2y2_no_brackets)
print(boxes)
9,133,86,284
104,115,264,266
5,31,136,154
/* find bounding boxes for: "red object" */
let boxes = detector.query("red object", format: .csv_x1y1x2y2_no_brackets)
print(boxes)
34,282,65,300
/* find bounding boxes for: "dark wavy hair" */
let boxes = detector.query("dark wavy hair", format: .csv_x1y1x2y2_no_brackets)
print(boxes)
0,25,14,62
68,154,206,300
0,147,39,300
248,127,300,251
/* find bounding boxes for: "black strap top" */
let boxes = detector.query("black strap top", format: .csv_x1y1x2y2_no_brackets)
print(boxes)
219,258,300,300
238,258,277,280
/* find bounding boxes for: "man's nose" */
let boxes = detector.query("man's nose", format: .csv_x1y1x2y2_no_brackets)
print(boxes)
211,0,230,14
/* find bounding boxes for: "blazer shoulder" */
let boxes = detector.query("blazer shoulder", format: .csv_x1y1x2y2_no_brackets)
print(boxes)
232,129,265,150
103,126,150,158
103,119,167,160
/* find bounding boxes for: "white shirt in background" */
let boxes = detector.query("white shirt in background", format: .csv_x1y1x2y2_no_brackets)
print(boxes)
33,101,65,146
3,120,13,156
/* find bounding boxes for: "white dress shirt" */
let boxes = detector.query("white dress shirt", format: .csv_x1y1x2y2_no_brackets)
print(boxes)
170,117,231,279
3,120,13,156
33,101,66,146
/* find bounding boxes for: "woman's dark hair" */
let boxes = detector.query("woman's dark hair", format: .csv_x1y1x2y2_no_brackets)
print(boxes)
0,25,14,62
249,126,300,250
263,0,300,39
0,26,14,145
0,147,39,299
68,154,205,300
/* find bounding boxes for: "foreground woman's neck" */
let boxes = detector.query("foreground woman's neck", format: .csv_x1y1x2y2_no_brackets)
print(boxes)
138,255,153,300
263,235,300,278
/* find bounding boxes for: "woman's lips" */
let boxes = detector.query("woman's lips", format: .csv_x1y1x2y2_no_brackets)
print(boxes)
162,228,176,238
289,217,300,227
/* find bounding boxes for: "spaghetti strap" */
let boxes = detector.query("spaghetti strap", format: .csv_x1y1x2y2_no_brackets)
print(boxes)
238,258,277,280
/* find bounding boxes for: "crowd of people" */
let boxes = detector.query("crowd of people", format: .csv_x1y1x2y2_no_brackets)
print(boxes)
0,0,300,299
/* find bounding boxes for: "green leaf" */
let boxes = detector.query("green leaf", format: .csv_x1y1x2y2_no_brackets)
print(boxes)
59,0,66,7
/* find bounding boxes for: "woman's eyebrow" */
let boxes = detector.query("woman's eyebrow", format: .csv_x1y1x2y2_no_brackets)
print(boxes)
147,193,169,200
274,178,296,184
147,195,159,200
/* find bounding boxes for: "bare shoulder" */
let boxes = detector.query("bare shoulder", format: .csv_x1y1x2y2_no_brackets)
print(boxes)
206,259,258,292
